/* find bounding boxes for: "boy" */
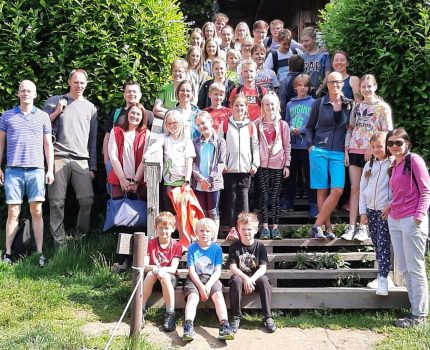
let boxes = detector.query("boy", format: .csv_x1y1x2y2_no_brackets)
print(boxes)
251,44,280,91
228,212,276,333
226,49,241,85
142,211,182,332
264,19,284,50
264,29,303,83
252,20,269,46
229,59,267,121
203,82,231,131
213,13,229,39
182,218,234,341
278,54,305,117
220,25,234,53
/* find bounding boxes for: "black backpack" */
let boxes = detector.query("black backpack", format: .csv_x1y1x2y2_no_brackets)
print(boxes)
11,218,35,258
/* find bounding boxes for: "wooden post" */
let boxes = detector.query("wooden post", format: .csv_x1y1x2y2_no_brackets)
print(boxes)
144,161,161,238
129,232,146,335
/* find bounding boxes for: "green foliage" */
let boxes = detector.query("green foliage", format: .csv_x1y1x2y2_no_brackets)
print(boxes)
178,0,213,28
319,0,430,159
0,0,188,115
294,251,350,270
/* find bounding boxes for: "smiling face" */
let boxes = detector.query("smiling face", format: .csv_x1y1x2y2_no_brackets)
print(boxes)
236,25,247,40
370,138,386,160
178,81,193,103
127,105,143,128
165,113,180,137
227,53,240,69
195,114,213,139
253,28,267,44
124,84,141,105
270,24,283,40
68,71,87,98
212,62,226,80
241,63,256,83
232,97,247,120
387,135,409,158
251,47,266,65
327,72,344,96
360,78,377,101
262,96,278,119
215,18,226,33
190,32,203,48
332,52,349,73
221,27,233,45
189,49,201,68
294,82,310,99
155,222,175,244
172,64,187,84
208,88,225,107
18,80,37,106
205,41,217,58
204,25,215,40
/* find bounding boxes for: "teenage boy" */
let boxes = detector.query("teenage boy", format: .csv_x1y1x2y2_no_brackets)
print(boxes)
252,20,269,46
229,59,267,121
278,54,305,117
228,212,276,333
264,29,303,83
182,218,234,342
198,57,235,110
203,82,231,131
264,19,284,50
213,13,229,39
220,25,234,53
251,44,280,91
142,211,182,332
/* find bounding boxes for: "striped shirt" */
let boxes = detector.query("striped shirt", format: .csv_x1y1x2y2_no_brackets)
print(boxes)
0,106,51,168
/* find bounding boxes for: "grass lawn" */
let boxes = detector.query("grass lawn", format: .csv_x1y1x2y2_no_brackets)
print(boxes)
0,232,429,350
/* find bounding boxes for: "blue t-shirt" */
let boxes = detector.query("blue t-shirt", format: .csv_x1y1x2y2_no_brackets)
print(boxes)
285,95,315,150
187,241,222,275
196,139,215,191
302,51,331,90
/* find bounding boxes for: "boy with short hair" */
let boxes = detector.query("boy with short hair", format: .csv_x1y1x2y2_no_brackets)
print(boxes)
225,49,241,85
213,13,229,38
251,44,280,91
228,212,276,333
278,54,305,117
229,59,267,121
182,218,234,341
142,211,182,332
264,19,284,50
203,82,231,131
252,20,269,46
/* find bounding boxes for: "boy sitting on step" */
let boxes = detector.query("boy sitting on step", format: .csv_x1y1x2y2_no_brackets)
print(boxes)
228,212,276,333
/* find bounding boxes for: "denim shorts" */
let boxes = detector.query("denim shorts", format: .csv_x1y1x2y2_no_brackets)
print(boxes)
4,167,46,204
309,146,345,189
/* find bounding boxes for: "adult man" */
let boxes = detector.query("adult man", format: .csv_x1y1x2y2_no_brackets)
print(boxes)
0,80,54,266
43,69,97,248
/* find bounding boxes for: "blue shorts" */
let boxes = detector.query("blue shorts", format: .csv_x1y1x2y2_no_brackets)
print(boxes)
309,146,345,189
4,167,46,204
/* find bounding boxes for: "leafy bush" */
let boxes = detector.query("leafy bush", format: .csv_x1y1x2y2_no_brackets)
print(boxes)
179,0,213,28
319,0,430,159
0,0,188,115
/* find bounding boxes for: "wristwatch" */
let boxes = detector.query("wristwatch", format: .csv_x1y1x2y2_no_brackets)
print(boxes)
130,179,138,185
184,180,190,185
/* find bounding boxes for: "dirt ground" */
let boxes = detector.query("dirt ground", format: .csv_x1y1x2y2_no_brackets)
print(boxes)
82,321,385,350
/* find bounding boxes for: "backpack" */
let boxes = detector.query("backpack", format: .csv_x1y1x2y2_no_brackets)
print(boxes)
272,48,298,75
236,84,264,106
113,108,122,124
11,218,35,258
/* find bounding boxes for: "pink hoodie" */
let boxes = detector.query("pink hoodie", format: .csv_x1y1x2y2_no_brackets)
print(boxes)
389,153,430,221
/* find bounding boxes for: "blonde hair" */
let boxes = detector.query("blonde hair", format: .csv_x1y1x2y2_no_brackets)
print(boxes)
260,92,281,121
293,74,311,88
237,212,259,229
234,22,251,42
231,93,249,120
196,218,218,237
208,82,226,94
301,26,317,39
171,59,188,73
240,58,257,71
155,211,176,228
164,109,186,141
364,131,389,180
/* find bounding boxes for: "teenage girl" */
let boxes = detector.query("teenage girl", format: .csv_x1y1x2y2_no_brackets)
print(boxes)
189,28,204,49
203,39,222,77
359,132,393,295
186,46,209,101
343,74,393,241
202,21,219,43
255,92,291,240
218,94,260,240
233,22,251,50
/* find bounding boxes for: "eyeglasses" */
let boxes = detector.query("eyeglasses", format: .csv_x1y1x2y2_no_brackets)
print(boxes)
328,80,343,85
387,140,405,147
166,121,178,126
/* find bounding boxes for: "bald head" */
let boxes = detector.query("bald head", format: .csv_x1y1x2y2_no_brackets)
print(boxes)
18,80,37,108
327,71,342,82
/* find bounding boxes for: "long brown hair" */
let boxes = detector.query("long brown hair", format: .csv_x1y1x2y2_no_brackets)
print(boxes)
122,103,147,131
386,128,411,176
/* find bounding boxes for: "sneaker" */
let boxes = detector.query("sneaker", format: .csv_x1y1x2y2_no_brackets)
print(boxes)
3,256,12,264
183,320,195,341
260,228,271,240
281,200,294,212
271,228,282,240
226,227,240,241
395,315,428,328
39,255,46,268
230,317,240,334
263,317,276,333
367,277,379,289
309,203,318,219
163,311,176,332
309,225,326,239
218,321,234,340
341,224,355,240
354,224,369,241
325,228,336,240
376,277,388,296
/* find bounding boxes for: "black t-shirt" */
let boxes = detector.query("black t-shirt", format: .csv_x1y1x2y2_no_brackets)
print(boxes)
104,106,154,133
228,239,268,276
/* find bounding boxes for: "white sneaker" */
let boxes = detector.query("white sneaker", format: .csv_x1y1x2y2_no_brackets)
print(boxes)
367,277,379,289
376,277,389,296
341,224,355,240
354,224,369,241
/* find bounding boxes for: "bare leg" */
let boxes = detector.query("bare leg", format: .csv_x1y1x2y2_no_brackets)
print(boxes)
159,274,176,309
30,202,44,254
184,293,199,321
315,188,343,228
142,272,158,306
212,291,229,321
348,165,362,225
5,204,21,255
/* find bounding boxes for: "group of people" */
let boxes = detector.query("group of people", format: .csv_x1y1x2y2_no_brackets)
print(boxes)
0,11,428,331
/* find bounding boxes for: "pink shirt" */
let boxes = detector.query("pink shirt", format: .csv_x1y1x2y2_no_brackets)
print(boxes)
389,153,430,221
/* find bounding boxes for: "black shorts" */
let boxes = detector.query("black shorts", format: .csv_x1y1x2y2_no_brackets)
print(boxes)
348,153,366,168
182,274,223,299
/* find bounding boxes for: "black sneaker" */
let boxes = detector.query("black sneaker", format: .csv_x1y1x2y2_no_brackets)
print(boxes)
230,317,240,334
163,311,176,332
218,321,234,340
183,320,195,341
264,317,276,333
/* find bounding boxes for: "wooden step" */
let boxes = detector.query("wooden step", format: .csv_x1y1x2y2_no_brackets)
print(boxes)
147,287,409,309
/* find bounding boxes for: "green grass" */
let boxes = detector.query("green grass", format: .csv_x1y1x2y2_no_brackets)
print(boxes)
0,232,429,349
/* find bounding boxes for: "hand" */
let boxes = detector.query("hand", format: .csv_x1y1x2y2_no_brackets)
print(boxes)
56,98,68,113
360,214,368,225
250,165,257,174
45,171,55,185
198,285,209,302
364,147,372,162
283,167,290,178
293,128,301,136
89,171,95,180
414,218,422,226
0,169,4,186
119,177,130,191
344,153,350,166
381,204,391,220
243,276,255,294
127,182,138,193
181,182,190,190
157,268,168,279
199,179,210,191
308,146,314,153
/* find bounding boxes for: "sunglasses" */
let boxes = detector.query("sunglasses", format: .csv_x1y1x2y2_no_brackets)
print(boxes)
386,140,405,147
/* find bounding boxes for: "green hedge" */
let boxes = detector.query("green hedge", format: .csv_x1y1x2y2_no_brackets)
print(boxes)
319,0,430,159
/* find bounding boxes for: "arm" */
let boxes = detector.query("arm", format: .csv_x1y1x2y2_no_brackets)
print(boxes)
350,75,362,103
43,133,55,185
103,133,110,165
44,96,68,122
278,80,287,118
230,263,255,294
359,164,369,223
188,265,210,301
282,121,291,178
204,265,222,291
411,155,430,222
380,101,393,131
263,52,274,70
306,99,320,149
344,103,358,152
153,98,168,119
250,264,267,283
0,131,5,185
108,131,130,190
88,109,98,173
182,156,193,189
250,123,260,173
207,137,226,186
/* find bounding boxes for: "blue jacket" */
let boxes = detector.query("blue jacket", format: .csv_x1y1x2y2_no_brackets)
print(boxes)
285,95,315,150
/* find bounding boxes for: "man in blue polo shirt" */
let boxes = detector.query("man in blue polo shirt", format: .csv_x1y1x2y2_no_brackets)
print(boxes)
0,80,54,266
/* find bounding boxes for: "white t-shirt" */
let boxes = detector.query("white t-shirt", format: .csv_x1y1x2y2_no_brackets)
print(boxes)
108,130,136,179
162,135,196,185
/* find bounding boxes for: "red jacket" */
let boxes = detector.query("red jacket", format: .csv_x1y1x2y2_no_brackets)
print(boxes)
107,127,147,185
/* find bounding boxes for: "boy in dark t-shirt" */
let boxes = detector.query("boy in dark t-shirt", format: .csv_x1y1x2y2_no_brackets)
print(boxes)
228,212,276,333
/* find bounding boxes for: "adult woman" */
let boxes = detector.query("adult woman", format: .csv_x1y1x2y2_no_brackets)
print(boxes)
306,71,354,239
331,50,361,103
174,79,200,140
386,128,430,327
107,103,150,199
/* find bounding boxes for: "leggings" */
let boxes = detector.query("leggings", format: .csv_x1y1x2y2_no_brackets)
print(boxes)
256,167,283,224
367,209,391,278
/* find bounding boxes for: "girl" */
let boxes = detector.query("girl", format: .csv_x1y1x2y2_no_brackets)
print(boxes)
255,92,291,239
174,80,200,140
300,27,331,96
233,22,251,50
192,111,226,238
189,28,204,49
186,46,209,101
202,39,222,77
202,21,219,43
218,94,260,240
143,110,196,216
107,103,150,199
343,74,393,241
332,50,361,103
386,128,430,327
359,132,393,295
